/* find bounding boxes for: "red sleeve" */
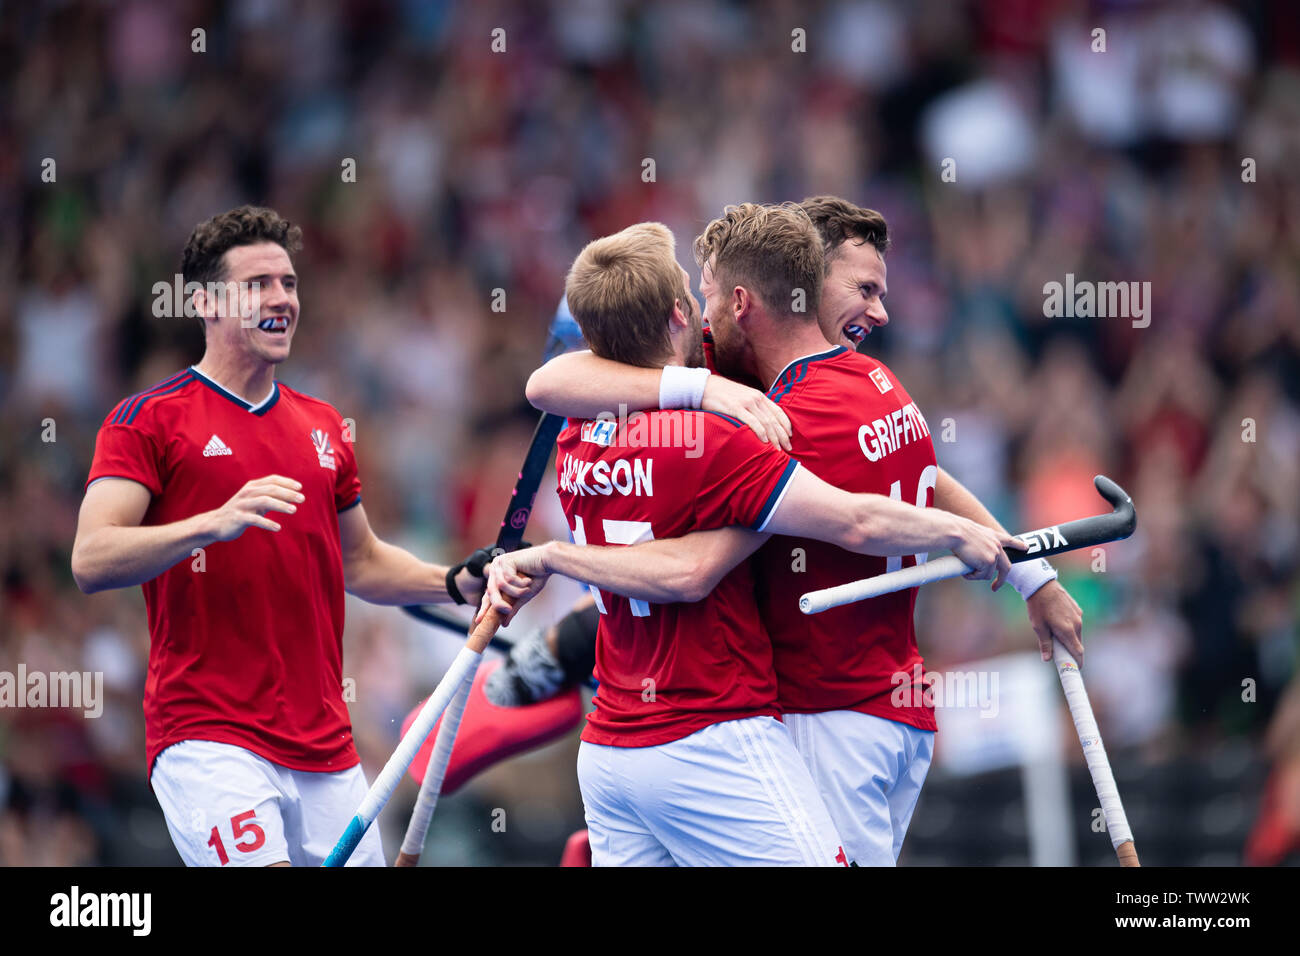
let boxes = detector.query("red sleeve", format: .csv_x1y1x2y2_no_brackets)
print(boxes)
86,420,164,496
335,413,362,512
693,415,799,531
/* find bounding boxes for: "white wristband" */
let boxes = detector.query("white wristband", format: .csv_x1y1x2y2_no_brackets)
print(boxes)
659,365,711,409
1005,557,1058,600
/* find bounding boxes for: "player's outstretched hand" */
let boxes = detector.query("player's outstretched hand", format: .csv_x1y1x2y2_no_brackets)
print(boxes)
951,519,1025,591
701,376,793,451
1026,580,1084,663
478,544,552,627
206,475,304,541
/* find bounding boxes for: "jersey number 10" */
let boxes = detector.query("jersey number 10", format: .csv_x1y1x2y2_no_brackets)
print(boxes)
886,464,938,573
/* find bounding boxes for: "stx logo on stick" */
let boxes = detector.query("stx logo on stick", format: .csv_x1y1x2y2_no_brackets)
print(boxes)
1020,525,1068,554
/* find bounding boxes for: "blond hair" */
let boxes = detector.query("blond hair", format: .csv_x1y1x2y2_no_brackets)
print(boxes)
565,222,683,367
692,203,823,319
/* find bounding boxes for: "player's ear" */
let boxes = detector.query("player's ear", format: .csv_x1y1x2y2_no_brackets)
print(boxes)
669,299,689,330
732,285,752,326
192,279,228,321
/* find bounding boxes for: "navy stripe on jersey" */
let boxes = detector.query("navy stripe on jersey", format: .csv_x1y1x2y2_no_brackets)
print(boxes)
699,409,745,429
699,410,794,526
767,347,846,403
768,363,807,403
255,386,280,417
339,493,362,513
124,373,197,424
189,367,281,417
116,372,197,425
112,371,192,425
752,458,800,532
110,373,178,424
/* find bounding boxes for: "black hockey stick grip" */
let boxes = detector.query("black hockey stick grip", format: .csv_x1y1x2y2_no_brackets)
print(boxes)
800,475,1136,614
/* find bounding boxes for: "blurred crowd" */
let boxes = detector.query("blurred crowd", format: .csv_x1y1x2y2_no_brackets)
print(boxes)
1,0,1297,865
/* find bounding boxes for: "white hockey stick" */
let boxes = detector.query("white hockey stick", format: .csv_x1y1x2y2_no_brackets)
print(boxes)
1053,643,1139,866
393,669,477,866
323,608,503,867
800,476,1136,615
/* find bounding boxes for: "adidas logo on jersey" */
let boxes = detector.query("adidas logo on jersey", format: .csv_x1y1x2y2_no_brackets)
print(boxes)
202,435,234,457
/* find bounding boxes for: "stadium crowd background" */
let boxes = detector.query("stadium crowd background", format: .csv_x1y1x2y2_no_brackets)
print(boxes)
1,0,1297,865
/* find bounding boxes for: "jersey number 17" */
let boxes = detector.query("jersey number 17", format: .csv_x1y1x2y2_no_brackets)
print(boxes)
569,515,655,617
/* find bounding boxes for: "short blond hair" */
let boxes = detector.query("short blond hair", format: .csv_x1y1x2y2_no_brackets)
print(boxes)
565,222,682,367
692,203,823,319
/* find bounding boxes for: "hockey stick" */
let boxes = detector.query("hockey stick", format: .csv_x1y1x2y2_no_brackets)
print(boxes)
403,603,516,653
799,475,1136,615
393,672,475,866
392,306,577,865
400,301,578,628
797,475,1140,866
322,608,504,867
401,603,597,690
390,414,564,867
401,410,565,627
1053,642,1140,866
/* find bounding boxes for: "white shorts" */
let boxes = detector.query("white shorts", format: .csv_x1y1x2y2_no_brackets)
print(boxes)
151,739,385,867
577,715,847,867
784,710,934,867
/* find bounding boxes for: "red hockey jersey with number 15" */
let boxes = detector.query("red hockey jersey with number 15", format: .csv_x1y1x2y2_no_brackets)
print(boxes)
755,346,940,732
554,409,800,748
85,366,364,776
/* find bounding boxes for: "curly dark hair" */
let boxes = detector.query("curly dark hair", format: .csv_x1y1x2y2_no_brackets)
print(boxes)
798,195,890,272
180,205,303,287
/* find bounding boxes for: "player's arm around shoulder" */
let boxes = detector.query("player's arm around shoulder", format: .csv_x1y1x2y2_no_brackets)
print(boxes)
525,350,662,419
525,351,791,449
72,474,305,593
335,502,481,607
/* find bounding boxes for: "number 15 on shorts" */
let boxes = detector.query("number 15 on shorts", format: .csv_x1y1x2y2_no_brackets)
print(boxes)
206,810,267,865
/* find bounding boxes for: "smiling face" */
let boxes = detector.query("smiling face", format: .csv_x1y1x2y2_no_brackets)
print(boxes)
817,239,888,350
196,242,299,366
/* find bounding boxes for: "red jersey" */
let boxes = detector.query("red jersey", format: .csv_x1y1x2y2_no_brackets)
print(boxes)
755,347,939,731
555,410,799,747
86,367,363,775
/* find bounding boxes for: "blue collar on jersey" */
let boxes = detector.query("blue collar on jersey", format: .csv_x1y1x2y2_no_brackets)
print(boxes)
188,366,281,416
766,346,847,402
